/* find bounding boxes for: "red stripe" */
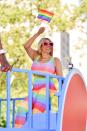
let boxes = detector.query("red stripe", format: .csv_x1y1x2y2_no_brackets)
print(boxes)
33,102,45,112
15,118,25,124
33,85,56,91
39,9,54,16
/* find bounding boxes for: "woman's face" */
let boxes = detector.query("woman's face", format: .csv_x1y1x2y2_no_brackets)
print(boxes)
40,39,53,54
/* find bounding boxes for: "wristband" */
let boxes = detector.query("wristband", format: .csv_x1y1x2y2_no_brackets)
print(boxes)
0,49,6,54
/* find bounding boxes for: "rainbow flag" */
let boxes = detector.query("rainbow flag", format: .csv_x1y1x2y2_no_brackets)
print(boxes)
37,9,54,23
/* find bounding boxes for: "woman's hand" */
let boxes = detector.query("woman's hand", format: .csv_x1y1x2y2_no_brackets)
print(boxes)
37,27,45,35
0,55,12,72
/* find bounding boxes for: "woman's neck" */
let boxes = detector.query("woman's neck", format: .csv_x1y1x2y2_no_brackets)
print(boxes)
41,52,50,59
39,53,51,62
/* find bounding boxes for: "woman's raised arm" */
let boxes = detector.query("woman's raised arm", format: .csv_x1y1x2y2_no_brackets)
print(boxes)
24,27,45,60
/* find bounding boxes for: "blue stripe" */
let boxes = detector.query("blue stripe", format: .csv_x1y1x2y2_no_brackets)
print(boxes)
37,14,51,22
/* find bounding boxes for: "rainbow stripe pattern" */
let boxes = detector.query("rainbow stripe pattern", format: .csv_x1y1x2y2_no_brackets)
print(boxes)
14,57,58,127
37,9,54,23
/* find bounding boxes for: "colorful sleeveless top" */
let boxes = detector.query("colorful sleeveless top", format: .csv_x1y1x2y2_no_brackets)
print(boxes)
31,56,58,113
14,56,58,127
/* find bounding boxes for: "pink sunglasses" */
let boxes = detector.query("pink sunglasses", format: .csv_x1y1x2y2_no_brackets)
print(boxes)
43,42,53,47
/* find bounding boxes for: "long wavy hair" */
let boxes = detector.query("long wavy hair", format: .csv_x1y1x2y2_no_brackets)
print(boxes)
38,38,53,56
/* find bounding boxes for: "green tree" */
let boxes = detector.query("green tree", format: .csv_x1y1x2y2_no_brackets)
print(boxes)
0,0,87,126
0,0,87,96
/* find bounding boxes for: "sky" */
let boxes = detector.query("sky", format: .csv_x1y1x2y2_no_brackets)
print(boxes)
62,0,80,6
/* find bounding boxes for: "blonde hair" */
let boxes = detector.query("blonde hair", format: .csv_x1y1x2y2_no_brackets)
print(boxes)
38,38,53,56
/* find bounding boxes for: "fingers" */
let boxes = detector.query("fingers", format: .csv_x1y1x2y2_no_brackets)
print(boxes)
38,27,45,34
1,65,12,72
1,66,9,72
40,27,45,32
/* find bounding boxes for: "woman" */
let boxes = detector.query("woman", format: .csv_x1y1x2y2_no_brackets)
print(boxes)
15,27,63,127
0,39,11,72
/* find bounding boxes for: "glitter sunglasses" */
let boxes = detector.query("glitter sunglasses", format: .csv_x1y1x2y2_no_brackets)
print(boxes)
43,42,54,47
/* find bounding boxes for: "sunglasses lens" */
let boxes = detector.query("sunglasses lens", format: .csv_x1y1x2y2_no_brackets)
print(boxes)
43,42,48,46
49,42,53,46
43,42,53,46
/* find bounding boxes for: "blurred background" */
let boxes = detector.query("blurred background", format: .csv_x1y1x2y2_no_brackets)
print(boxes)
0,0,87,127
0,0,87,95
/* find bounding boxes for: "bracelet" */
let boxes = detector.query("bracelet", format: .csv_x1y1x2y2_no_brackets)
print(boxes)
0,49,6,54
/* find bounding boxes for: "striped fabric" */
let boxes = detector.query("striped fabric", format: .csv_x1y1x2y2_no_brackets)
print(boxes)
37,9,54,23
14,57,58,127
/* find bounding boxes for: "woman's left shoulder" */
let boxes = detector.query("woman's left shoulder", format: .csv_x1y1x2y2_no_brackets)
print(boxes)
53,57,61,66
54,57,61,62
53,57,63,76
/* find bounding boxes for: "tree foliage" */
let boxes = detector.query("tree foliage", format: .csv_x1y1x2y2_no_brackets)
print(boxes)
0,0,87,97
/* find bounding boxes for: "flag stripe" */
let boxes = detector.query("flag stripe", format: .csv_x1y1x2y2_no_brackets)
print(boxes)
38,14,51,20
38,13,52,19
37,14,51,22
39,9,54,16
